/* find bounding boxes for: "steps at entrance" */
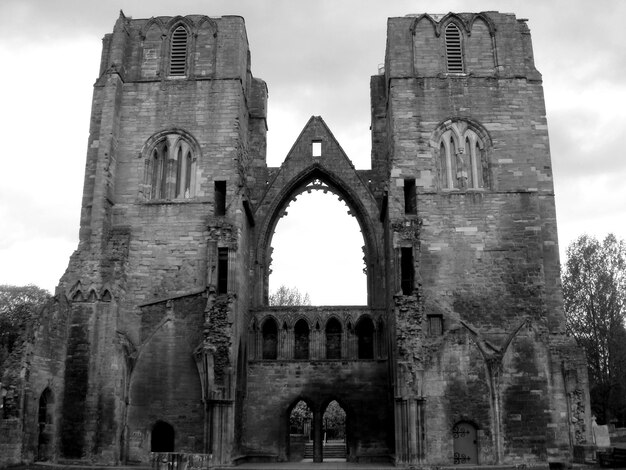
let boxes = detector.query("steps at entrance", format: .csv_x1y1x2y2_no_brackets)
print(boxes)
304,440,346,459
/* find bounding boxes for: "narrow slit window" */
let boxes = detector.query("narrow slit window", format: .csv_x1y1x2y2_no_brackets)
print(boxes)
175,147,183,197
439,142,448,189
312,141,322,158
159,144,169,199
169,26,188,76
474,141,484,189
427,315,444,336
215,181,226,216
400,247,414,295
184,151,192,196
445,23,464,73
465,137,474,189
404,178,416,215
217,247,228,295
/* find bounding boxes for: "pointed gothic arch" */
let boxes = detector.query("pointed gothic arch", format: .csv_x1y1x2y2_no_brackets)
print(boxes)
255,164,379,307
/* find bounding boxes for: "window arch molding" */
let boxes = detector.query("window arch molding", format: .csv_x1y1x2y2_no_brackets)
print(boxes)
431,119,492,191
140,129,201,201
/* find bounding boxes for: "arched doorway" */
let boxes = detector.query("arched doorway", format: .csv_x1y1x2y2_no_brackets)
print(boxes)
322,400,346,460
452,421,478,464
37,388,54,461
151,421,175,452
288,400,313,461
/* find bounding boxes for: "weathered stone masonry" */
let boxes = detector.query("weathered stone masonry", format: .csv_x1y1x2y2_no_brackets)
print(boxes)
1,10,591,469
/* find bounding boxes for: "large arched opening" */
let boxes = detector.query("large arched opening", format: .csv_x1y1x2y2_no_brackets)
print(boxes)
255,166,381,308
269,188,366,305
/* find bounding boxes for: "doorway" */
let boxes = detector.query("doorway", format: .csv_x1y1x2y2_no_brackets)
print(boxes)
151,421,175,452
37,388,54,461
288,400,312,461
322,400,346,460
452,421,478,464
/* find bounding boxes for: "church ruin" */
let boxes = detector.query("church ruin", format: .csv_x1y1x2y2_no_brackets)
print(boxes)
3,10,592,468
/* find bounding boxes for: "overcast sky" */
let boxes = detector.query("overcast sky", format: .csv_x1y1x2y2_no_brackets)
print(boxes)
1,0,624,304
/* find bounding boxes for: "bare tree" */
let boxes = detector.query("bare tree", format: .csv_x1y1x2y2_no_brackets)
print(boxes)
562,234,626,425
269,285,311,306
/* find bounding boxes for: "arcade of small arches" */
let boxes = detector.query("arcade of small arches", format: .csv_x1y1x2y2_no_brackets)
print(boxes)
248,312,385,361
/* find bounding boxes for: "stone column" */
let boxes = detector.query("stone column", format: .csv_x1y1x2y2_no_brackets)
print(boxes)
313,409,323,463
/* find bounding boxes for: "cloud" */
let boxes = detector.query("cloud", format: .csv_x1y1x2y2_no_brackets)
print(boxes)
1,0,625,297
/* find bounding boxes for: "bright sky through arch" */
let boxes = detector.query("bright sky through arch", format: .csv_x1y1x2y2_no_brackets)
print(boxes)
269,191,367,306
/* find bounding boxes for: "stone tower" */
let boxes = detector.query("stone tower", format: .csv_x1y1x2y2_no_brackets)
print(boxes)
6,10,591,468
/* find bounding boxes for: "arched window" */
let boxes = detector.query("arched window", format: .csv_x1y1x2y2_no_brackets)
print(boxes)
169,25,188,76
151,421,175,452
262,318,278,360
294,319,310,360
184,151,192,197
325,318,342,360
439,142,449,189
38,388,53,426
145,133,196,200
436,123,487,191
445,23,464,73
356,317,375,359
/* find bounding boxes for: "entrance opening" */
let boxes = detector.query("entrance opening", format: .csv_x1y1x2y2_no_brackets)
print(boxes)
288,400,313,461
151,420,175,452
452,421,478,464
323,400,346,460
270,189,366,305
37,388,54,461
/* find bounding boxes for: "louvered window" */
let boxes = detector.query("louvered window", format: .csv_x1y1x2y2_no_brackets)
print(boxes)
169,26,188,76
445,23,464,73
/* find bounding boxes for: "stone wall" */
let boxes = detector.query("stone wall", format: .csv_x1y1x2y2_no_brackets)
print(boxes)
378,11,591,466
244,359,392,461
4,10,591,468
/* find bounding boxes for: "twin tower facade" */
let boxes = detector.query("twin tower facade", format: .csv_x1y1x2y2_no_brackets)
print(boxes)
14,10,591,468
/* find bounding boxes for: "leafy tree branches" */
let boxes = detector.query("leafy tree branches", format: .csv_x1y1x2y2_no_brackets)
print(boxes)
0,284,50,371
562,234,626,425
269,285,311,306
